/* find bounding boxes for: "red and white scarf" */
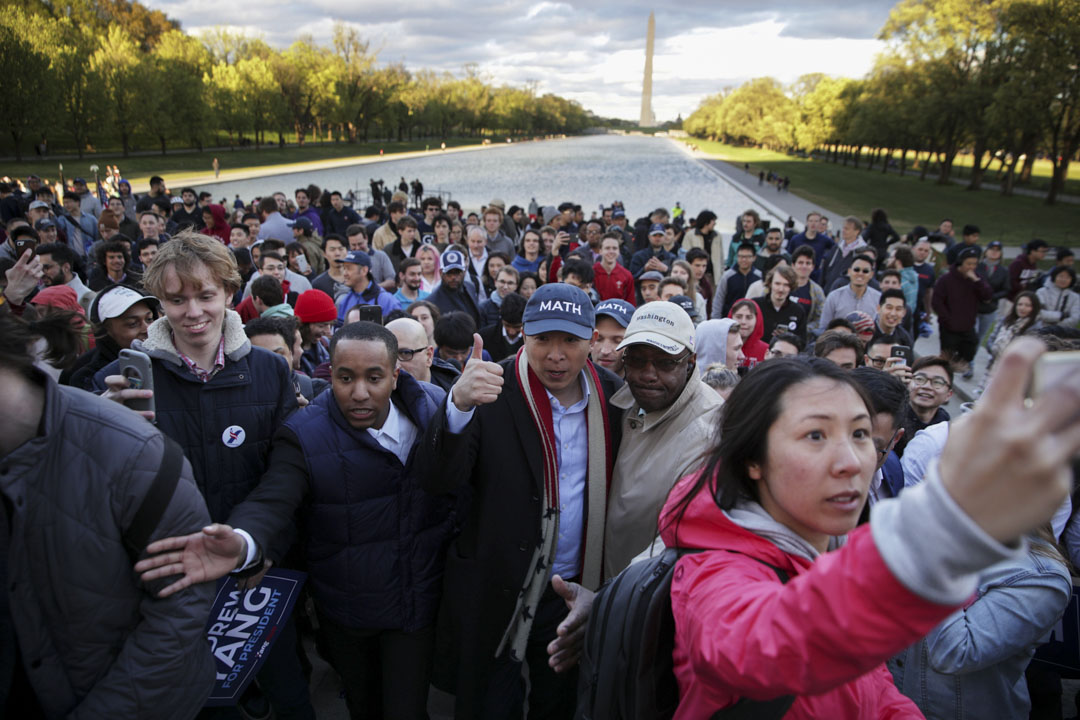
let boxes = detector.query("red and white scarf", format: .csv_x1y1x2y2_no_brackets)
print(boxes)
496,348,613,661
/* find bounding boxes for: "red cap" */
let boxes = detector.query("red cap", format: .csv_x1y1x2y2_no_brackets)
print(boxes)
293,289,337,323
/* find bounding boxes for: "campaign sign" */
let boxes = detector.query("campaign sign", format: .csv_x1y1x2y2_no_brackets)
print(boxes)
203,568,306,706
1032,579,1080,677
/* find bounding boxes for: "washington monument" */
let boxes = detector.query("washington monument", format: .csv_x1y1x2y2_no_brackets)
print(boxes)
639,12,656,127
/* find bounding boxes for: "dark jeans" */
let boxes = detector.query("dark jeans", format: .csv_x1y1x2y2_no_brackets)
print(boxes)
316,612,435,720
480,579,578,720
940,327,978,363
199,613,315,720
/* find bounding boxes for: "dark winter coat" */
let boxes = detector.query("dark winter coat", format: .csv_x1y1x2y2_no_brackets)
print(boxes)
1,371,214,718
229,372,457,631
95,310,298,522
415,359,624,717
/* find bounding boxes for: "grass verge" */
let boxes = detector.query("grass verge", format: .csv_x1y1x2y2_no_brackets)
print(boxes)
683,138,1080,247
1,138,492,191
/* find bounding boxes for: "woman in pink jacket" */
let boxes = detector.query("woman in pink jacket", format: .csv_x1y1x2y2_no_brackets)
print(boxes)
658,339,1079,719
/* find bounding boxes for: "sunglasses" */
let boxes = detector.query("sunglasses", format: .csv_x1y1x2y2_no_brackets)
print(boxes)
850,266,873,274
623,351,691,373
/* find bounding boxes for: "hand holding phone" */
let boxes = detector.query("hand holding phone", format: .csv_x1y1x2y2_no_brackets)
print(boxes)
103,349,156,421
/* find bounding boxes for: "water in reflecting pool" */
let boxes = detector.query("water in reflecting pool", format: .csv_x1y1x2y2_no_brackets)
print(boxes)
198,134,777,227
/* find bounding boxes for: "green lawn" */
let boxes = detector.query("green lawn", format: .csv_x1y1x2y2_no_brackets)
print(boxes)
0,137,492,191
684,138,1080,248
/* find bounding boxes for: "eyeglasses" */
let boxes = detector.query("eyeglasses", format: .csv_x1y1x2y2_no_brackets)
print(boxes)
397,347,429,361
911,374,950,390
850,266,873,274
876,427,903,462
622,351,691,373
867,355,887,368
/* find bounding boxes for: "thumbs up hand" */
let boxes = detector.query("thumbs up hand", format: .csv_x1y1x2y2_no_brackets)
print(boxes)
451,333,505,411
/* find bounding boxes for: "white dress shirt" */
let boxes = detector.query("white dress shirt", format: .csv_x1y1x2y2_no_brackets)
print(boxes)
447,372,591,578
367,400,418,466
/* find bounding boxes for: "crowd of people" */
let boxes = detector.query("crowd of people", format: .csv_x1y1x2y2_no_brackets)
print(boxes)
1,168,1079,720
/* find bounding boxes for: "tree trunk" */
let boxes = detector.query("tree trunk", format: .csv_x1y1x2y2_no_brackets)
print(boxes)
882,147,890,174
121,131,130,158
867,147,876,171
159,135,167,156
1002,154,1020,196
967,144,990,190
852,145,860,169
1019,152,1036,184
919,148,932,180
899,147,908,176
10,131,22,162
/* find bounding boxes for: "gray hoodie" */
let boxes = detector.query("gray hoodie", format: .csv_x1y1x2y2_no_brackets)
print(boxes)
696,318,739,375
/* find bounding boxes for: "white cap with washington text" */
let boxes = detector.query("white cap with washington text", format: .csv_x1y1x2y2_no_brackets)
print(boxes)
617,301,695,354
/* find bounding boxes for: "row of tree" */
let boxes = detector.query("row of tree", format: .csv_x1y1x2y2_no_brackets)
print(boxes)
683,0,1080,205
1,1,595,160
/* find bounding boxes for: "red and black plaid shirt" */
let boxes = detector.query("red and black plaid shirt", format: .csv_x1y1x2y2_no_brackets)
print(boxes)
176,334,226,382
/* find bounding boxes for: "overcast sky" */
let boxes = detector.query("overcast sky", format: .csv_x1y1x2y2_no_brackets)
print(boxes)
150,0,895,121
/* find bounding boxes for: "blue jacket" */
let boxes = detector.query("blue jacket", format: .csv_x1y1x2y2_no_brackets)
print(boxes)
335,283,401,322
95,311,297,522
892,543,1071,719
285,372,457,631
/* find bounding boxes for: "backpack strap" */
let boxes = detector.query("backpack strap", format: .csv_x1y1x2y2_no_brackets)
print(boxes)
123,436,184,563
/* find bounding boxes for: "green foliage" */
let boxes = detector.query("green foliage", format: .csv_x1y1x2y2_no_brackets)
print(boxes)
683,0,1080,204
0,7,592,161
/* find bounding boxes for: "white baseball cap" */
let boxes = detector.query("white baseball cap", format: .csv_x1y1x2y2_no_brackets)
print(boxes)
617,301,696,354
91,285,160,323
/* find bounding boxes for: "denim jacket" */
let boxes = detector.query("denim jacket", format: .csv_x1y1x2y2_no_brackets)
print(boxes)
891,542,1072,719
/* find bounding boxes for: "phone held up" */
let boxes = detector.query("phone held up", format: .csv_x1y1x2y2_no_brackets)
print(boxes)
119,348,155,418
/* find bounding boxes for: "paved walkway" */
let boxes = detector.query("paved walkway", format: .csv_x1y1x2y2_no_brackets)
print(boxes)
672,140,844,228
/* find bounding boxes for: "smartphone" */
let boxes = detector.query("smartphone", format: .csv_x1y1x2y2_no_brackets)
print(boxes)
1033,351,1080,476
119,349,155,416
890,345,913,367
1033,351,1080,400
294,254,311,275
351,304,383,325
13,238,36,257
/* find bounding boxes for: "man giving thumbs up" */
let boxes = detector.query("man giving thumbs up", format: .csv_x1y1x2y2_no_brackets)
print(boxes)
418,283,625,719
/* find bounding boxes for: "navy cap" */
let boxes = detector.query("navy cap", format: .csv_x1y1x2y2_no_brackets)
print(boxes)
339,250,371,267
34,218,56,230
595,299,634,328
649,223,666,236
986,240,1003,249
441,247,467,272
612,208,626,218
523,284,595,339
668,294,698,319
293,217,314,232
73,177,87,184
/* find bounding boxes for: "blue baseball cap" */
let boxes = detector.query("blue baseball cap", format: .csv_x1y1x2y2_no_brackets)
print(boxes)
595,299,635,328
441,247,467,272
523,284,595,339
339,250,371,267
649,223,666,236
293,217,314,233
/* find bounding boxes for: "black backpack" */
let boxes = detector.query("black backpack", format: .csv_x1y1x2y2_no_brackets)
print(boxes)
576,546,795,720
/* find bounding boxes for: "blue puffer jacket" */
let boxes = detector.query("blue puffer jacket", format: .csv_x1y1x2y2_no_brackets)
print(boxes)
287,371,458,631
95,310,297,522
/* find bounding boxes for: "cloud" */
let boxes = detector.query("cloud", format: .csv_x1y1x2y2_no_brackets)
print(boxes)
152,0,891,120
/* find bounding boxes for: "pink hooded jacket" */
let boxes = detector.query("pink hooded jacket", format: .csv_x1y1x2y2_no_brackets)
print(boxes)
659,474,959,719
